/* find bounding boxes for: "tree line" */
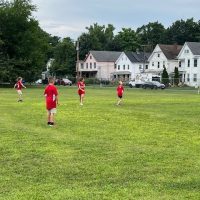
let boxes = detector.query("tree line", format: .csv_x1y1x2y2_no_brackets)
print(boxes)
1,0,200,82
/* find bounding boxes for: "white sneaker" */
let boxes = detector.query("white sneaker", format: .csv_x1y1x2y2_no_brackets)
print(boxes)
80,103,83,106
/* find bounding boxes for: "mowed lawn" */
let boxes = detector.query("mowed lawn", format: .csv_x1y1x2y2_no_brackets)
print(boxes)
1,86,200,200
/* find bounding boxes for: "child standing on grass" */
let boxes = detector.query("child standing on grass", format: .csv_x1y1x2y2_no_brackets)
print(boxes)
44,77,58,126
77,77,85,106
116,81,124,105
14,77,26,102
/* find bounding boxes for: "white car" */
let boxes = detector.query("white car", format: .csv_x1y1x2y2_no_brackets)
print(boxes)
152,81,165,89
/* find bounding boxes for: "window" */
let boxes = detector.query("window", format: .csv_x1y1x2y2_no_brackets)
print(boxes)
194,59,198,67
90,63,92,69
163,61,165,68
128,65,130,70
187,74,190,82
114,64,117,69
179,61,181,68
139,65,142,70
123,65,125,70
152,62,154,67
90,56,92,59
158,54,160,57
81,63,84,69
145,65,148,69
86,63,88,69
118,65,120,70
158,62,160,68
188,59,190,67
185,49,189,53
193,74,197,82
94,62,96,68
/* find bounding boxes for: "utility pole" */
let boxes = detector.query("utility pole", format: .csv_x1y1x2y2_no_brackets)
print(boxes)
76,40,80,80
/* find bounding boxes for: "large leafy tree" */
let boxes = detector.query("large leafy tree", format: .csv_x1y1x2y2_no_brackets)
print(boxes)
51,37,76,76
0,0,51,83
166,18,200,44
112,28,140,51
136,22,166,47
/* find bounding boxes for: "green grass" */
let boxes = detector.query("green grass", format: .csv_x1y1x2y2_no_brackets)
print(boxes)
0,86,200,200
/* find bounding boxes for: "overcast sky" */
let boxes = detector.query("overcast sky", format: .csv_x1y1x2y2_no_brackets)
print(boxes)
32,0,200,39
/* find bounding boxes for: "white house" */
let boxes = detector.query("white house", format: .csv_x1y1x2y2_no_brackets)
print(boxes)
148,44,182,78
114,51,151,81
178,42,200,86
78,51,122,80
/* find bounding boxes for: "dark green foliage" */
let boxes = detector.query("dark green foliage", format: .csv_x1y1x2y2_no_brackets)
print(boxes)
162,67,169,86
174,67,179,86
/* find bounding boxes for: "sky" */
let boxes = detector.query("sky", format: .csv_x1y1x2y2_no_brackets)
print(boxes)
32,0,200,39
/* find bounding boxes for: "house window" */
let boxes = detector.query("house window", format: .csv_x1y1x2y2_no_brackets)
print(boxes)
123,65,125,70
128,65,130,70
185,49,189,53
145,65,148,69
188,59,190,67
194,59,198,67
158,54,160,57
152,62,154,67
94,62,96,68
81,63,84,69
139,65,142,70
187,74,190,82
90,56,92,59
86,63,88,69
114,64,117,69
158,62,160,68
118,65,120,70
90,63,92,69
193,74,197,82
179,61,181,68
163,61,165,68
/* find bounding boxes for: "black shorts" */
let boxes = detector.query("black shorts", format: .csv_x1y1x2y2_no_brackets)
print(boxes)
118,95,123,99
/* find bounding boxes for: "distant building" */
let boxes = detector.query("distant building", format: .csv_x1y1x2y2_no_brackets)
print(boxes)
178,42,200,86
78,51,122,80
148,44,182,78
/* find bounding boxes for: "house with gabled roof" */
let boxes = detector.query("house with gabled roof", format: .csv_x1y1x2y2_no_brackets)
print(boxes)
147,44,182,78
78,50,122,80
114,51,151,81
178,42,200,86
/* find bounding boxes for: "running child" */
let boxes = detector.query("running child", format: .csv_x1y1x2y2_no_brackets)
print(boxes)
44,77,59,126
77,77,85,106
14,77,26,102
116,81,124,105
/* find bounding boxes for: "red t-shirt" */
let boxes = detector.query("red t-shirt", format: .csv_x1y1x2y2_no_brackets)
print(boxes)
16,81,23,90
117,85,124,96
78,81,85,94
44,84,58,110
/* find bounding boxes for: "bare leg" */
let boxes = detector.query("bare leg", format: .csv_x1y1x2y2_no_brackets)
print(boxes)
50,113,54,123
80,94,84,105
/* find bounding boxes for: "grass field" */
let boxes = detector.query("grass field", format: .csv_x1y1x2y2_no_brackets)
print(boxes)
1,86,200,200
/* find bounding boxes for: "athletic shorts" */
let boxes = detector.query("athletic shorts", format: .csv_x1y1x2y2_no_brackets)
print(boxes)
17,90,22,95
47,108,57,114
118,95,123,99
78,90,85,95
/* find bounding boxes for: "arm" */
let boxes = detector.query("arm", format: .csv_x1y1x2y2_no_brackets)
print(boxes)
14,84,16,89
21,83,26,88
56,95,59,105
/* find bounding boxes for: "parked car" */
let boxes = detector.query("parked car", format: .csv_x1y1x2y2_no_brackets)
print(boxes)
56,78,72,86
142,81,165,89
152,81,165,89
129,80,144,88
35,79,42,84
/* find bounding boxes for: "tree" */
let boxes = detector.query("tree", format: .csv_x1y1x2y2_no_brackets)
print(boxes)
136,22,166,47
112,28,140,51
51,37,76,76
0,0,51,83
174,67,179,86
166,18,200,44
162,67,169,86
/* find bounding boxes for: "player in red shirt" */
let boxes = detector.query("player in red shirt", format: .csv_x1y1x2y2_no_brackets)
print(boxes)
77,77,85,106
44,77,59,126
14,77,26,102
116,81,124,105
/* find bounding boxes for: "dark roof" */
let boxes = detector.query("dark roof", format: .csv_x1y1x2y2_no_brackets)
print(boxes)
186,42,200,55
158,44,182,59
125,52,151,63
90,51,122,62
